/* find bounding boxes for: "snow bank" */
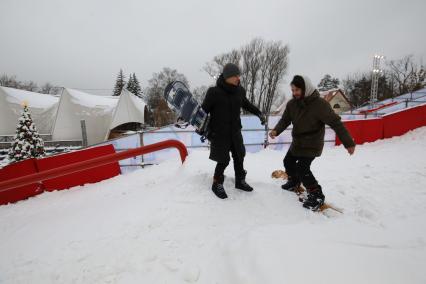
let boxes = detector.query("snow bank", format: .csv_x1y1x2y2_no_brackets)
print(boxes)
1,128,426,283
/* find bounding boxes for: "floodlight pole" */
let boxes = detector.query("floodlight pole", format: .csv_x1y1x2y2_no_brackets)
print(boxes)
370,54,385,110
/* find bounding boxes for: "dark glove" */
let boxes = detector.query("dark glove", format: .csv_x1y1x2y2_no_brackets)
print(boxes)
258,113,267,125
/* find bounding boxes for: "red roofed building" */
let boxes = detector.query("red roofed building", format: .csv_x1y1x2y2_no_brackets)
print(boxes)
320,89,352,114
271,89,353,116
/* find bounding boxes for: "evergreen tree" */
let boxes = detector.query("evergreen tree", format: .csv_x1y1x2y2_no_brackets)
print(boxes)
131,73,143,98
126,73,135,94
8,104,45,162
318,74,340,91
113,69,126,96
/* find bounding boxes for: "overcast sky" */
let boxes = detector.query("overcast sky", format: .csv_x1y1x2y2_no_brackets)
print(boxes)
1,0,425,96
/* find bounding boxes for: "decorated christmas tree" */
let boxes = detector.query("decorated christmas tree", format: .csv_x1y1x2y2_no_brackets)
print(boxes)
8,103,45,162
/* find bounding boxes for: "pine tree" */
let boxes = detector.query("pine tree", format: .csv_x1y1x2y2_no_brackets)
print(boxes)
113,69,126,96
132,73,143,98
126,73,135,94
318,74,340,91
8,104,45,163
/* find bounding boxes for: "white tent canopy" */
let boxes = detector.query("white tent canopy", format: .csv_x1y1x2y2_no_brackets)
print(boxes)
52,88,118,145
107,89,146,138
1,86,148,145
0,86,59,135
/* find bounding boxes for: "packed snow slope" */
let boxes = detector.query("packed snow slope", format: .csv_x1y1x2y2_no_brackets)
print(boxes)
1,128,426,284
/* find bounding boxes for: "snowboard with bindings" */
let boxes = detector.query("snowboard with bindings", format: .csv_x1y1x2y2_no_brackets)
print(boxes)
164,81,210,142
271,170,343,214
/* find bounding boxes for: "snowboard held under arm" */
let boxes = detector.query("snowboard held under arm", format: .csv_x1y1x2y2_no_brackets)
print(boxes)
164,81,211,142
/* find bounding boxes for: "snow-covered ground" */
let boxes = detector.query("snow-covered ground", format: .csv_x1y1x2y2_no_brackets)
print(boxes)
1,128,426,284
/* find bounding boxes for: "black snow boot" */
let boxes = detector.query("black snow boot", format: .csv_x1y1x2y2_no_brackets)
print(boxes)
235,179,253,192
303,185,325,211
235,171,253,192
212,175,228,199
281,177,301,192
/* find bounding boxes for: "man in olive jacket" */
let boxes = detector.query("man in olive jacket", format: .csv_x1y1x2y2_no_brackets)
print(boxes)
269,75,355,210
202,63,266,199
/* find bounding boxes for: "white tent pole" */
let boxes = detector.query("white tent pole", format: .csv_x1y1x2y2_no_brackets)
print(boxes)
51,87,65,138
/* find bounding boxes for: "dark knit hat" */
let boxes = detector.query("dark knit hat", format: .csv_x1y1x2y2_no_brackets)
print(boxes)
290,75,306,93
223,63,241,79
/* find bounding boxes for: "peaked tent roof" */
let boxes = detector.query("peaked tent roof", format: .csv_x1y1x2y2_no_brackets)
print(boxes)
0,86,59,135
109,90,146,130
52,88,118,145
107,90,146,137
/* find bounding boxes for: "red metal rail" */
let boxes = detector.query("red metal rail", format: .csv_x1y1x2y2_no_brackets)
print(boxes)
359,101,398,114
0,139,188,193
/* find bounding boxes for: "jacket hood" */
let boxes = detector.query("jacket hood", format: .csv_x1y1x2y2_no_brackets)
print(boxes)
301,75,316,97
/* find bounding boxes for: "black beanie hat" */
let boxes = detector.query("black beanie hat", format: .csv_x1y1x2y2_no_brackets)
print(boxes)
223,63,241,79
290,75,306,94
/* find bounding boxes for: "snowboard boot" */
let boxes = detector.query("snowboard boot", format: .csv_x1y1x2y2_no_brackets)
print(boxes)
212,175,228,199
281,177,301,192
302,185,325,211
235,171,253,192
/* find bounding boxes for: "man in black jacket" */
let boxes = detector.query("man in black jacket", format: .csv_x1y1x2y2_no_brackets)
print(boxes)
202,63,265,199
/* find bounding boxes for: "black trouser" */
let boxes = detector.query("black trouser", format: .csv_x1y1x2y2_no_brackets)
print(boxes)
214,143,245,180
283,150,318,188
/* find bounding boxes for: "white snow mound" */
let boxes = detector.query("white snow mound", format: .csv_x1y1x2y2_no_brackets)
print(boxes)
1,127,426,283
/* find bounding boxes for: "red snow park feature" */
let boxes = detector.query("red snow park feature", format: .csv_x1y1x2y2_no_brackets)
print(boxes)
0,139,188,205
337,103,426,146
358,101,398,114
0,158,42,205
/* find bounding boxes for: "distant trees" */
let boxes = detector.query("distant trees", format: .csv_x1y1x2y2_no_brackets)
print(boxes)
0,74,61,95
318,74,340,91
0,74,19,88
112,69,143,98
387,55,425,96
192,85,209,103
203,37,290,114
145,67,188,110
3,49,423,124
126,73,143,98
342,55,425,108
144,67,189,127
40,83,57,95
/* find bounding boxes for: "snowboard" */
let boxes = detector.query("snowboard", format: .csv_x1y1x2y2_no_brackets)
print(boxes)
271,170,343,214
164,81,210,142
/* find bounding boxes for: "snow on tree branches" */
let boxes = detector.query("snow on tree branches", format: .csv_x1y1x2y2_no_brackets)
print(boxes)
8,103,45,162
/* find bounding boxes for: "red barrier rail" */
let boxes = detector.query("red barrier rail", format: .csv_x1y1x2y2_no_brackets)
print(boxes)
359,101,398,114
0,139,188,193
